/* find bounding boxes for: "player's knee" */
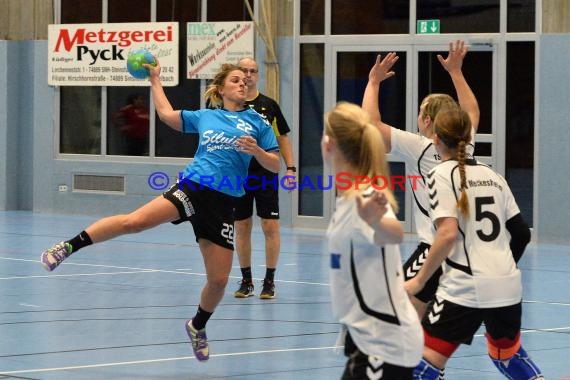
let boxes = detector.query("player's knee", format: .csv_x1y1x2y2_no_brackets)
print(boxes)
207,275,229,290
260,219,279,236
413,358,441,380
235,218,253,234
487,334,544,379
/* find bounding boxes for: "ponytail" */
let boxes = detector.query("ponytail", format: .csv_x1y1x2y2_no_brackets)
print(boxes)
360,123,398,213
456,140,469,217
324,102,398,213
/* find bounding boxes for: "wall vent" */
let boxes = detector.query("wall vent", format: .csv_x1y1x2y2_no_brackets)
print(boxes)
73,174,125,193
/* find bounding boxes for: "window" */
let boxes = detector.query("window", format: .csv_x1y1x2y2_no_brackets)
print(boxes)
294,0,537,231
332,0,408,34
156,0,201,158
299,44,324,217
106,0,151,156
417,0,500,33
418,50,493,135
301,0,324,35
59,0,102,155
506,42,534,225
57,0,250,158
508,0,535,32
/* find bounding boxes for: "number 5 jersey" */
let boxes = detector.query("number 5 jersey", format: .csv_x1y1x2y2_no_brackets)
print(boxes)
427,160,523,308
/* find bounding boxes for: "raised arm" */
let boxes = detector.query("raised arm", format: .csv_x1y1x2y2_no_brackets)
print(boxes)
362,53,399,152
146,60,182,132
437,40,480,132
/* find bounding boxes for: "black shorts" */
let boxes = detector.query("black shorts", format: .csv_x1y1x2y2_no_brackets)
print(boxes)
163,181,237,250
403,242,442,303
341,331,414,380
422,298,522,346
234,173,279,220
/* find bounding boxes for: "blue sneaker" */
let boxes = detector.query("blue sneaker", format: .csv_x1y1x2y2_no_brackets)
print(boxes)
185,319,209,361
41,242,72,271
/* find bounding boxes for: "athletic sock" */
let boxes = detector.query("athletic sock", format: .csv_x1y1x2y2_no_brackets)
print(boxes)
192,305,213,330
241,267,252,282
265,267,276,282
66,231,93,253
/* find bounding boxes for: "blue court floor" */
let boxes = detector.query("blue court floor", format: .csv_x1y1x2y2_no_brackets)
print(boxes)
0,210,568,379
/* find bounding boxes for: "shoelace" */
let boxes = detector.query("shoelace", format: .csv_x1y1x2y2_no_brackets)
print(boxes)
49,245,67,263
191,329,207,349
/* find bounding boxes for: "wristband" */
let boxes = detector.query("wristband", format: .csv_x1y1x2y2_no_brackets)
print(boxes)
286,166,297,172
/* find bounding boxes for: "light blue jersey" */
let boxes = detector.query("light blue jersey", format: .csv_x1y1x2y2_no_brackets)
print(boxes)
179,108,279,197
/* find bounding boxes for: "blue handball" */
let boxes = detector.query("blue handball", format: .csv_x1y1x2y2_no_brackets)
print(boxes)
126,49,157,79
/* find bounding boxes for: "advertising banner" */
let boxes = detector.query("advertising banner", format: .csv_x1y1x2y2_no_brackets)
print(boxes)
48,22,179,86
187,21,254,79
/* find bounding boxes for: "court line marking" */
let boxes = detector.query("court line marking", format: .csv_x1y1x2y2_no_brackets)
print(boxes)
1,327,568,375
18,303,41,308
474,326,570,337
524,300,570,307
0,346,338,375
0,257,330,286
0,270,161,280
4,258,569,294
2,327,569,375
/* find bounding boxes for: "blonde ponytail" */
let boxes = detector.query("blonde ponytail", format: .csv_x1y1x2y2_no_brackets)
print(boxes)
324,102,398,213
456,140,469,217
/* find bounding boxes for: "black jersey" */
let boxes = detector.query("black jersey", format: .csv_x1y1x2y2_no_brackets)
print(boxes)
245,92,289,175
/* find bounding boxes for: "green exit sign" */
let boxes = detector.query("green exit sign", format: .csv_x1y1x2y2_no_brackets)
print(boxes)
417,19,440,34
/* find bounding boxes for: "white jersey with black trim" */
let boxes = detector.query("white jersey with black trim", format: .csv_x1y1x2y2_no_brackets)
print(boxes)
427,160,522,308
390,128,475,245
326,190,423,367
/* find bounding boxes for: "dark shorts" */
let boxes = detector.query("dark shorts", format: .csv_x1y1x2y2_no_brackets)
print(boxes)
422,298,522,346
341,331,414,380
234,173,279,220
163,180,236,250
403,242,443,303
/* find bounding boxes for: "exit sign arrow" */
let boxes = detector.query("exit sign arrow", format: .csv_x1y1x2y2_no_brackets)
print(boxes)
417,19,440,34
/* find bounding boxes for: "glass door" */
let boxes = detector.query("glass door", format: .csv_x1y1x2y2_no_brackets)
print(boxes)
415,44,497,169
333,45,412,231
294,42,498,232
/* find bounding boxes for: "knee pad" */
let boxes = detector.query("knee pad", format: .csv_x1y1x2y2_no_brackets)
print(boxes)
488,336,544,380
487,332,521,360
413,358,441,380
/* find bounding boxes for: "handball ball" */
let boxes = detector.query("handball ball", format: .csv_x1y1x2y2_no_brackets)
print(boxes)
126,49,156,79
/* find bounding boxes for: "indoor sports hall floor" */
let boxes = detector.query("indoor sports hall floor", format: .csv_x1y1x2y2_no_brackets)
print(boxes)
0,211,568,379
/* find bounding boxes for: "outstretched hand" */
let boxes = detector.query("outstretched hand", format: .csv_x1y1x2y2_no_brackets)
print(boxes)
143,57,161,79
437,40,468,74
356,190,388,227
368,52,399,85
